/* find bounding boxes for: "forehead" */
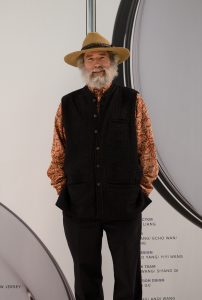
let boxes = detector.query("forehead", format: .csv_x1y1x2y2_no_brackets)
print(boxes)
84,51,110,58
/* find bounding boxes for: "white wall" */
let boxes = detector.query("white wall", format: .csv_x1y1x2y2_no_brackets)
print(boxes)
0,0,120,298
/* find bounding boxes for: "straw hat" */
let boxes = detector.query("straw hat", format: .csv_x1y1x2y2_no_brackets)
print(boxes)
64,32,130,67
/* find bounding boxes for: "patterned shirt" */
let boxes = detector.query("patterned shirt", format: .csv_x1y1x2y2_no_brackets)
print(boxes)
47,86,159,196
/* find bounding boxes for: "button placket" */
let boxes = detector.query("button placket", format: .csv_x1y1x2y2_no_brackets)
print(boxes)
92,97,103,217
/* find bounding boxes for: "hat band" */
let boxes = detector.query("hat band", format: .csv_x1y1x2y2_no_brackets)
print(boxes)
81,43,113,50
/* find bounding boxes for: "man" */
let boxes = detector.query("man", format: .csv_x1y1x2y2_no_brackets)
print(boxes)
47,32,159,300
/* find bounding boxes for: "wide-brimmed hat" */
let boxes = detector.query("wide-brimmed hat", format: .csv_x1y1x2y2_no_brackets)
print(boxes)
64,32,130,67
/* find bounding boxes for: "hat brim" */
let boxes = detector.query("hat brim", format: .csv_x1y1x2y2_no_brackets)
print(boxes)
64,47,130,67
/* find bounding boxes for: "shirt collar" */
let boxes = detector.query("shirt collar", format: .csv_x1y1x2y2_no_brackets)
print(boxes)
87,83,112,100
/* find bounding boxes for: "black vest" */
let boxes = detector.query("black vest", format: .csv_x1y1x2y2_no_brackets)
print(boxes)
56,84,151,220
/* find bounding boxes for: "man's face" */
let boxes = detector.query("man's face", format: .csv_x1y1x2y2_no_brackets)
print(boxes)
83,51,111,78
80,50,118,89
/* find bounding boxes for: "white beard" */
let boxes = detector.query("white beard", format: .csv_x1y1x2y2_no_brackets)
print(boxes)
80,64,118,89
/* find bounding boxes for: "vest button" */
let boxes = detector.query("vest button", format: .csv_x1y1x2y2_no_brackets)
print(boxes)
96,164,100,168
94,129,98,134
92,98,96,102
96,146,100,151
96,182,101,187
93,114,97,118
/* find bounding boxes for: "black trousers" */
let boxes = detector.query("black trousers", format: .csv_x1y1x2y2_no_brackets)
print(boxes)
62,212,142,300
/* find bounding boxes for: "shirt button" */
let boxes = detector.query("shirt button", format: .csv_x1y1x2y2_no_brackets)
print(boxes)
94,129,98,134
93,114,98,118
96,164,100,168
92,98,96,102
96,182,101,187
96,146,100,151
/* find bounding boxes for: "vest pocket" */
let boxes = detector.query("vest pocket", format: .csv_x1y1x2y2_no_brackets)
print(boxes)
55,185,71,213
67,183,95,218
56,183,94,218
103,183,151,219
111,118,130,124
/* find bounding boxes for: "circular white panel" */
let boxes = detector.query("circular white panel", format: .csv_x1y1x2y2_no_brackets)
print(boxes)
132,0,202,216
0,204,74,300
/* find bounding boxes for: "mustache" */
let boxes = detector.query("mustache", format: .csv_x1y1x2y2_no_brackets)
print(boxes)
91,67,106,73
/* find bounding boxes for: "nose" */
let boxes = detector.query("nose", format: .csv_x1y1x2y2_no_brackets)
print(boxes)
93,57,103,67
93,63,104,72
